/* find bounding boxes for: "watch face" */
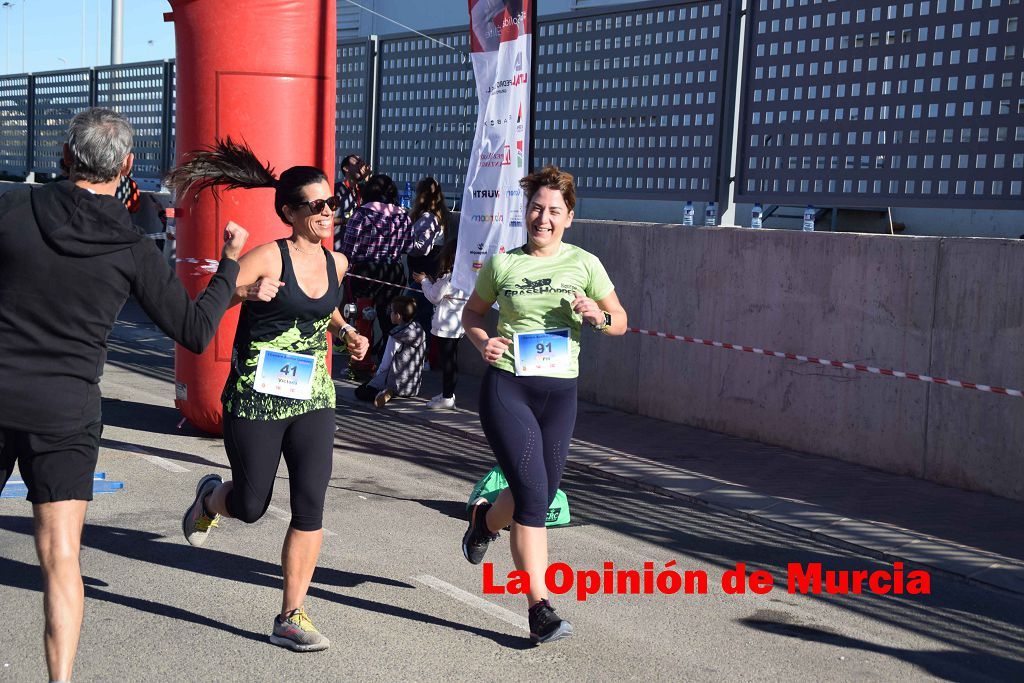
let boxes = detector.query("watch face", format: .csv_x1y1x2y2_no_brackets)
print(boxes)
603,312,612,327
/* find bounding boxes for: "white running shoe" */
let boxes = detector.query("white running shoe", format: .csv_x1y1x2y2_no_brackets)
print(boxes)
427,395,456,410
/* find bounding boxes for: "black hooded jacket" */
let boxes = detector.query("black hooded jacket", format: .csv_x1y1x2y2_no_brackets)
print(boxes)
0,181,240,434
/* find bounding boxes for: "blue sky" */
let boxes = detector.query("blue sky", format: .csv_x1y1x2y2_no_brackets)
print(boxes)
0,0,174,74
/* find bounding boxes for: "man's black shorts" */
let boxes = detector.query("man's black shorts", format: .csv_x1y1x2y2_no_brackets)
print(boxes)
0,421,102,503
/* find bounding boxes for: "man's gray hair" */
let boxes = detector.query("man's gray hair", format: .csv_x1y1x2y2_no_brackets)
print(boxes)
66,107,134,183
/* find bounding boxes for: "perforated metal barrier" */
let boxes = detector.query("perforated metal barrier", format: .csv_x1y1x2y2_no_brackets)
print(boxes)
168,60,177,180
0,74,30,175
336,39,373,178
375,30,477,199
3,1,1023,212
737,0,1024,209
6,61,174,187
534,1,729,200
95,61,172,187
31,69,93,176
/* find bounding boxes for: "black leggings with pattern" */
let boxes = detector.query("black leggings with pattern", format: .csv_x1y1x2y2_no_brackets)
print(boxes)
223,408,335,532
478,367,577,528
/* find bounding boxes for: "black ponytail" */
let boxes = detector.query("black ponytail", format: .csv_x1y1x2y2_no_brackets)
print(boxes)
165,137,276,197
166,137,328,225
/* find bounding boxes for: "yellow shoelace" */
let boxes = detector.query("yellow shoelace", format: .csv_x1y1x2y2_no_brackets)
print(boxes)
196,514,220,532
286,608,319,633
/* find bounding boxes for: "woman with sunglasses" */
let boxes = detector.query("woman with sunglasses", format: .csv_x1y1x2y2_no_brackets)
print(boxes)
166,139,369,652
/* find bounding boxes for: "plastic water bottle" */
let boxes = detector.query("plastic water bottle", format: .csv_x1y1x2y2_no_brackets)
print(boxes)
402,182,413,209
704,201,718,227
802,205,815,232
682,201,694,226
751,202,763,229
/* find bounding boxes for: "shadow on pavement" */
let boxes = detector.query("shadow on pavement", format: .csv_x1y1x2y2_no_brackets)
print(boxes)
741,614,1024,682
0,518,265,644
102,435,227,471
326,483,468,523
332,407,1024,677
102,398,214,440
0,515,530,650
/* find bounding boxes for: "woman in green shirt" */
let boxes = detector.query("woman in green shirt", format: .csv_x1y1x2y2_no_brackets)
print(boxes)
460,165,628,644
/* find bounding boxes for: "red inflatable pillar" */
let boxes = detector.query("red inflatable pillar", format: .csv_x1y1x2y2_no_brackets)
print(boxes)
168,0,337,434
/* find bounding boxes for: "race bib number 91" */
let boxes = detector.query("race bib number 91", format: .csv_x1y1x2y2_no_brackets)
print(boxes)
513,329,570,377
254,349,315,400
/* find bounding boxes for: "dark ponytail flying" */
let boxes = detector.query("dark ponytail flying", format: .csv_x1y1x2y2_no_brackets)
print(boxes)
165,137,328,225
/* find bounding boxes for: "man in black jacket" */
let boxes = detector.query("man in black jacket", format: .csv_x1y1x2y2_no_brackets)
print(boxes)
0,107,246,681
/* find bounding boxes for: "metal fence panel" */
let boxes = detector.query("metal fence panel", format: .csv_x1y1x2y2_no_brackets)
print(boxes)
0,74,30,175
737,0,1024,209
375,29,477,199
337,38,372,180
31,69,93,176
166,60,177,177
95,61,170,188
535,0,729,201
4,0,1023,213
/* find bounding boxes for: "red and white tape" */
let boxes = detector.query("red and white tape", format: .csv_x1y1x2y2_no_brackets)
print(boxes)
344,272,469,301
176,257,220,275
162,262,1020,398
343,272,417,292
629,328,1023,399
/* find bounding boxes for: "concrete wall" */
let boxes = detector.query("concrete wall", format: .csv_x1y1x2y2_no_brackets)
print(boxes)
463,221,1024,502
574,199,1024,239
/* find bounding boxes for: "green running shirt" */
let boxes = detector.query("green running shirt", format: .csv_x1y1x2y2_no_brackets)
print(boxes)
474,243,614,378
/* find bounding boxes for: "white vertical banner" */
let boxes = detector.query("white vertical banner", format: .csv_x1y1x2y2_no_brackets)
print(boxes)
451,0,532,295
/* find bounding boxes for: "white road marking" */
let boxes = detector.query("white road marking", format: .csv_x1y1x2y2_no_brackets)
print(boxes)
413,574,529,632
104,442,190,473
138,453,190,473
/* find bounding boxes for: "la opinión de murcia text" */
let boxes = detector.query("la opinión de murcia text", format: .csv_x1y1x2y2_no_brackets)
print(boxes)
482,562,931,601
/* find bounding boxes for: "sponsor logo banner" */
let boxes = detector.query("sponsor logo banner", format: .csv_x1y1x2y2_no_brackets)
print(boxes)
453,0,533,294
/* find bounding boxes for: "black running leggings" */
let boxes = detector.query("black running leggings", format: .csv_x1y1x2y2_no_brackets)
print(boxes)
223,408,335,532
433,335,460,398
479,367,577,528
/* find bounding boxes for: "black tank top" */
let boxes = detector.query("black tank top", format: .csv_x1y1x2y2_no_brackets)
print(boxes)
223,240,340,419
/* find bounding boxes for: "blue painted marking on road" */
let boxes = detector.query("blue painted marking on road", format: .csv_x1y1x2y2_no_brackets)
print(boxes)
2,473,123,499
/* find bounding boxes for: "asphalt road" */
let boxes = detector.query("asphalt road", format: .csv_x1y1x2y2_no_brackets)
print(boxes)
1,320,1023,681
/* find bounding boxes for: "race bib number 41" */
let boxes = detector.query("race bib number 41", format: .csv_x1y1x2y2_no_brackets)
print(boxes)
254,349,315,400
513,329,570,376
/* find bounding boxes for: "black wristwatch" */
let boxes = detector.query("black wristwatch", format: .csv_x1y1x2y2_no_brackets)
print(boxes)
592,311,611,331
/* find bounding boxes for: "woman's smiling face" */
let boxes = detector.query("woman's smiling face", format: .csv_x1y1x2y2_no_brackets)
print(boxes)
285,180,335,241
526,186,574,250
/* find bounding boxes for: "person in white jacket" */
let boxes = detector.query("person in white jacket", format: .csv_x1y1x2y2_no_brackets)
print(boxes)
412,236,467,409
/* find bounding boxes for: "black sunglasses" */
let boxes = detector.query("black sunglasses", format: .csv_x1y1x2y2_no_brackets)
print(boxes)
295,196,341,214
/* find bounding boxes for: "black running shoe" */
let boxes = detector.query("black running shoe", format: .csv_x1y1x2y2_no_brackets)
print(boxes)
529,599,573,644
462,497,498,564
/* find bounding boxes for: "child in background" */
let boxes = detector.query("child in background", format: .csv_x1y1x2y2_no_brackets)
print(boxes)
412,236,466,410
353,296,426,407
407,177,450,347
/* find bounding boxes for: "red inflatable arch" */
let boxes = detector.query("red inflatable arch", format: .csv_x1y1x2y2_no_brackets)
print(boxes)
168,0,337,434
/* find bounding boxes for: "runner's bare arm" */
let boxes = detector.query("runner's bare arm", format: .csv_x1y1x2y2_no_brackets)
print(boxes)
463,291,511,363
